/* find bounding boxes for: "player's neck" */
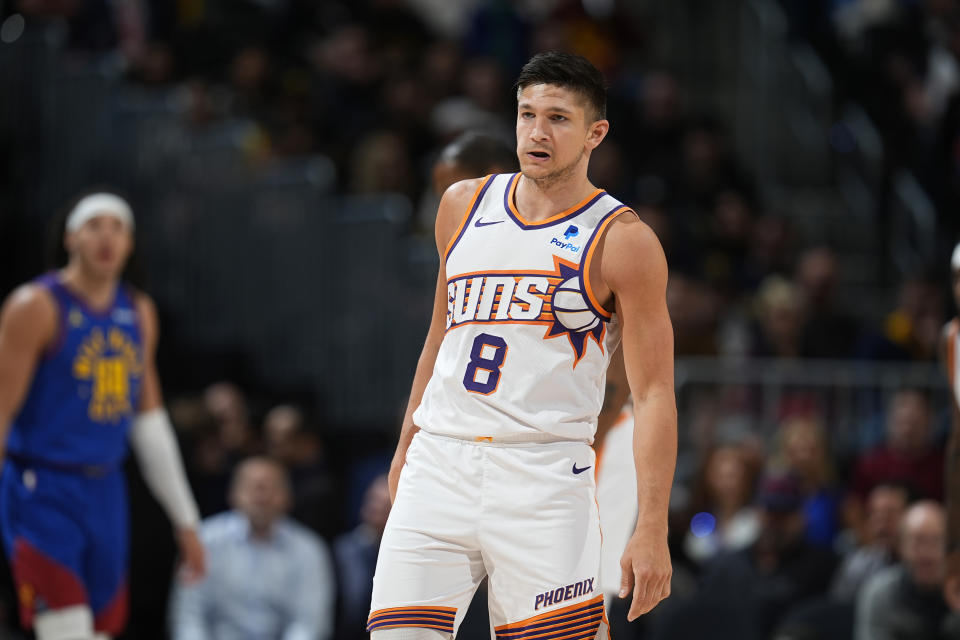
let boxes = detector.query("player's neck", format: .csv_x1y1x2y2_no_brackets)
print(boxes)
515,171,597,223
60,264,118,310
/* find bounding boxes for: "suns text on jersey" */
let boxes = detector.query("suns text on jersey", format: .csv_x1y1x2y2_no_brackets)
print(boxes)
446,272,563,330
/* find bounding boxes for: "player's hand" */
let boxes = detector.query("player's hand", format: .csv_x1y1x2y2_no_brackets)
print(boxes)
176,527,207,583
945,551,960,611
619,527,671,621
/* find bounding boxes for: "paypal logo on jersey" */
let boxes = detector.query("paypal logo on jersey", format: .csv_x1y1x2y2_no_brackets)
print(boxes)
550,225,581,252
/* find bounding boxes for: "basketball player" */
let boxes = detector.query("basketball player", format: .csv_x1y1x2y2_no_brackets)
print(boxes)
369,51,676,639
0,192,205,640
943,241,960,610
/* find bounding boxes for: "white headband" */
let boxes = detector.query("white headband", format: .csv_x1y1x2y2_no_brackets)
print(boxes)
953,242,960,272
66,193,134,233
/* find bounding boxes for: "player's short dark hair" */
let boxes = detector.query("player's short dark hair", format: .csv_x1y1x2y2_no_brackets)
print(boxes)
515,51,607,121
439,131,518,176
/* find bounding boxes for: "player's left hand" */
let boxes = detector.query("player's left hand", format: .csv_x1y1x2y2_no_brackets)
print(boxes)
619,527,671,621
176,527,207,583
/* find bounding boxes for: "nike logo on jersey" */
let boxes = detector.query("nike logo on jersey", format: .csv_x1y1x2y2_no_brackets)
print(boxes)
474,218,504,228
572,463,591,475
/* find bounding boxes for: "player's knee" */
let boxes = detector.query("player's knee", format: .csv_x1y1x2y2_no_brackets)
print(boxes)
371,626,453,640
34,604,95,640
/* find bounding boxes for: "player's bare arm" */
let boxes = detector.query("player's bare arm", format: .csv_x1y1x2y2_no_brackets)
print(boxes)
131,292,206,580
596,215,676,620
388,177,486,502
0,285,58,466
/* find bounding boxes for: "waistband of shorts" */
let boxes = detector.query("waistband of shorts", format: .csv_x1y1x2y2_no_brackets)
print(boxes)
5,453,118,478
418,429,590,447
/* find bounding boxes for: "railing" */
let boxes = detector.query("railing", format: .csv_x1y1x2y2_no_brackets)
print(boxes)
674,356,950,465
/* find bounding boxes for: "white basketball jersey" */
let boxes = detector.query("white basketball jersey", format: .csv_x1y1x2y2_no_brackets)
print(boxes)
413,173,632,443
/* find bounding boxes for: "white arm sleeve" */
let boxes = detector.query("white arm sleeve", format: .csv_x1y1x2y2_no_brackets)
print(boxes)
129,408,200,530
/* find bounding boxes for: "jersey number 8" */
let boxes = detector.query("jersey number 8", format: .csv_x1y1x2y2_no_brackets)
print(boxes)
462,333,507,395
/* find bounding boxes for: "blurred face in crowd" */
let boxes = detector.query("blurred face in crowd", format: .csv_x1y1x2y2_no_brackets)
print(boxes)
865,485,909,550
781,418,829,484
899,501,946,589
516,84,607,188
706,447,752,510
264,405,303,461
231,458,291,537
797,247,838,308
204,382,251,451
65,214,133,282
361,475,392,537
758,508,806,554
886,390,931,456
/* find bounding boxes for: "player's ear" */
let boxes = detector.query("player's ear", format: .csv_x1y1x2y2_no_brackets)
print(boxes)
585,119,609,151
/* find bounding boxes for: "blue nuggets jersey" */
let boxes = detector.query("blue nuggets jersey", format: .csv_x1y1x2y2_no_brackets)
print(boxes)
7,273,143,466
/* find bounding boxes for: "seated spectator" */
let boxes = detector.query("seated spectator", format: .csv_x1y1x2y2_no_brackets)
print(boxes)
263,404,338,538
851,388,944,502
190,382,262,515
795,246,862,358
832,482,911,602
774,416,842,547
333,474,390,640
682,445,762,567
855,501,960,639
751,275,804,358
170,457,335,640
773,482,911,640
651,472,836,640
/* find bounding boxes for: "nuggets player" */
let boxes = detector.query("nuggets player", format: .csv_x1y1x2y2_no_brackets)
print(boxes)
369,52,676,639
943,242,960,611
0,193,205,640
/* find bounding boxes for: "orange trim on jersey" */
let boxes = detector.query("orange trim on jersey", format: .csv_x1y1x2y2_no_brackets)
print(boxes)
367,605,458,633
506,174,605,228
370,605,458,615
495,595,604,632
444,174,496,262
500,617,604,640
582,206,632,320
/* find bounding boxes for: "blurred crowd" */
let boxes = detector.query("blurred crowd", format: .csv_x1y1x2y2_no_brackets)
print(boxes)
2,0,960,639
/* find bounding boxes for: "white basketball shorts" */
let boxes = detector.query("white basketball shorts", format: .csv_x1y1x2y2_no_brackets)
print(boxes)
368,430,608,639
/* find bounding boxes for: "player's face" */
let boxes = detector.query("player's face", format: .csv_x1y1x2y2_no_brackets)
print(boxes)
65,214,133,281
516,84,608,185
